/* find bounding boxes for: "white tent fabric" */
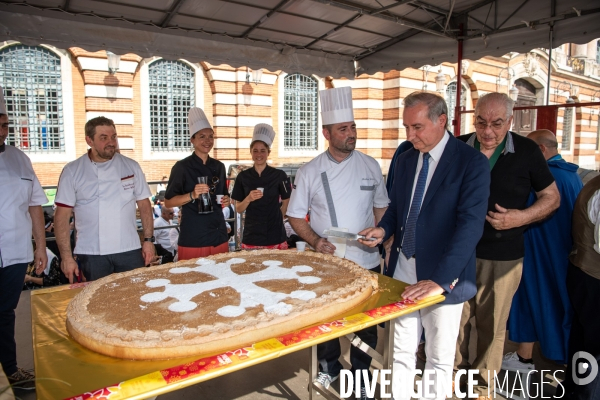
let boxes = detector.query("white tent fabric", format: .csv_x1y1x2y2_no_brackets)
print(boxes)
0,0,598,78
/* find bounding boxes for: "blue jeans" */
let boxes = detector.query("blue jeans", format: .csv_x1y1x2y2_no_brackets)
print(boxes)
317,265,379,379
0,262,28,376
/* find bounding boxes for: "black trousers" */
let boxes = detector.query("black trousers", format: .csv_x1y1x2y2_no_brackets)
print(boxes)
0,262,28,376
76,248,145,281
565,263,600,400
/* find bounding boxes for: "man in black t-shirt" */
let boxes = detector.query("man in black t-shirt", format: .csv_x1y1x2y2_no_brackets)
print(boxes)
453,92,560,398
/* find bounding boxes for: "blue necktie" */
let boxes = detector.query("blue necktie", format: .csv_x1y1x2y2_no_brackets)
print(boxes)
402,152,430,259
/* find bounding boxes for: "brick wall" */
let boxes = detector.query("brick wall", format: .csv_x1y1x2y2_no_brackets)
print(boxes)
25,48,600,185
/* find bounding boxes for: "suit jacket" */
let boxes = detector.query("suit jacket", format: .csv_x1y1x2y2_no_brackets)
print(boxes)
378,134,490,304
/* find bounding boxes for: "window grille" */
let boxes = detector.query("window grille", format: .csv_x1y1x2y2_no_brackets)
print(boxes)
0,45,64,153
148,60,194,151
562,99,574,151
446,82,467,135
284,74,318,150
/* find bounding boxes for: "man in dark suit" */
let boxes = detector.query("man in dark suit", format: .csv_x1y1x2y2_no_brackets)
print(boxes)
360,91,490,399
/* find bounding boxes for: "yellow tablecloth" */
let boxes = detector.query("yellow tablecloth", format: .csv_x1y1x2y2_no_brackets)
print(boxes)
31,274,444,399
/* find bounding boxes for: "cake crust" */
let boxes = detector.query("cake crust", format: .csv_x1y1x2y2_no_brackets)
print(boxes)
66,250,378,360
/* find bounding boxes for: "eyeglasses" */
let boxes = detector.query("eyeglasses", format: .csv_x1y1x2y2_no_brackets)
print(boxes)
209,176,219,194
474,119,506,131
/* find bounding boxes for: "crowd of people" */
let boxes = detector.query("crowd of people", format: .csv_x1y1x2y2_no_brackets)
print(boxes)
1,81,599,400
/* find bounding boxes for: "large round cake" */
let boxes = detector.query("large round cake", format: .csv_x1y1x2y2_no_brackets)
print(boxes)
66,250,378,360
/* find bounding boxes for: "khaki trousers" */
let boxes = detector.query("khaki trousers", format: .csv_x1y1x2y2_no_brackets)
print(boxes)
454,258,523,395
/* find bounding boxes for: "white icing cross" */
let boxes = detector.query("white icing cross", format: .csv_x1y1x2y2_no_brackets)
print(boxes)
140,258,321,317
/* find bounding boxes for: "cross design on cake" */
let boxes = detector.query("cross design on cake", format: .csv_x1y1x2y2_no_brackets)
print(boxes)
141,258,322,317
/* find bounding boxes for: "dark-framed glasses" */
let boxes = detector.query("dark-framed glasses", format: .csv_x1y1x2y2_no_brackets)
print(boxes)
474,119,506,131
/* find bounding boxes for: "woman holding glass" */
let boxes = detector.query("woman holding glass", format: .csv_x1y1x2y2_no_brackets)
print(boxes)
232,124,292,249
164,107,230,260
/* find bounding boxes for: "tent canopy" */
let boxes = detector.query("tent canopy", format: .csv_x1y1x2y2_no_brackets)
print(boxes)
0,0,599,78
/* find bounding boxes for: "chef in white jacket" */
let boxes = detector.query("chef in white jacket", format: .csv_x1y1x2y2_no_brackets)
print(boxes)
54,116,154,283
287,86,388,398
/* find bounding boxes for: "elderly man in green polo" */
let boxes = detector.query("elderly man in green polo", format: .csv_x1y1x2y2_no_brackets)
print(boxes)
454,92,560,399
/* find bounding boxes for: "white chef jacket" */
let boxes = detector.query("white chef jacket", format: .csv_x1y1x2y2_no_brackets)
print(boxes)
287,150,389,269
154,216,178,255
55,151,152,255
0,145,48,267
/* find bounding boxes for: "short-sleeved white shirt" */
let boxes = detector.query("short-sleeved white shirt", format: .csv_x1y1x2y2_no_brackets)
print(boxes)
287,150,389,269
55,151,152,255
0,145,48,267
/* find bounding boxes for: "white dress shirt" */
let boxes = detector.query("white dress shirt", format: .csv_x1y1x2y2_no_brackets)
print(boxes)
395,132,450,283
154,216,178,255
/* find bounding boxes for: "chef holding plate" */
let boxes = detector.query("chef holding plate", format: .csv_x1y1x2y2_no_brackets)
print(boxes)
287,85,389,399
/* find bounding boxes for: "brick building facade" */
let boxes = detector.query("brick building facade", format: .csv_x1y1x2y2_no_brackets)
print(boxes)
1,39,599,186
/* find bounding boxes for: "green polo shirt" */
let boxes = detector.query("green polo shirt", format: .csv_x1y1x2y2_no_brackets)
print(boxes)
475,135,507,169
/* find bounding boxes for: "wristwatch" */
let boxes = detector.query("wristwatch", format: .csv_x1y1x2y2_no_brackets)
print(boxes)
144,236,155,243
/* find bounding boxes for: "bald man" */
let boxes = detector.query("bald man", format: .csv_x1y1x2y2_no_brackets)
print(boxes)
529,129,560,159
504,129,583,370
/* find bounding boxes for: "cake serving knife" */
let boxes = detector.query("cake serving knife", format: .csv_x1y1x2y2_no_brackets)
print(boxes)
322,230,377,241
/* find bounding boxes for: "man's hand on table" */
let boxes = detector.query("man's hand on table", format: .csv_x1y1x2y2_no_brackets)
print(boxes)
402,280,444,301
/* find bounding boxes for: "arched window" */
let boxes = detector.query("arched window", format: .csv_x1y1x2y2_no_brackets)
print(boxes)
148,60,194,151
446,82,468,135
284,74,318,150
0,45,64,153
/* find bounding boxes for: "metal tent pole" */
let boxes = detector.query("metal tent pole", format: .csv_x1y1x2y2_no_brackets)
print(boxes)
546,25,554,105
546,0,556,105
455,24,464,137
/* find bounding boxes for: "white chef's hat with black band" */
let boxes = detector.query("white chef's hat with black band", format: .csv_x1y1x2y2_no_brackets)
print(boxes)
0,86,7,115
251,124,276,148
188,107,212,136
319,86,354,125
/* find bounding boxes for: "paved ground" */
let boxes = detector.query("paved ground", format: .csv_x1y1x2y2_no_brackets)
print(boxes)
12,291,566,400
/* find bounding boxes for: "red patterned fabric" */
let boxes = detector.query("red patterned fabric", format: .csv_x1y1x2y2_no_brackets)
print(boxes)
177,242,229,261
